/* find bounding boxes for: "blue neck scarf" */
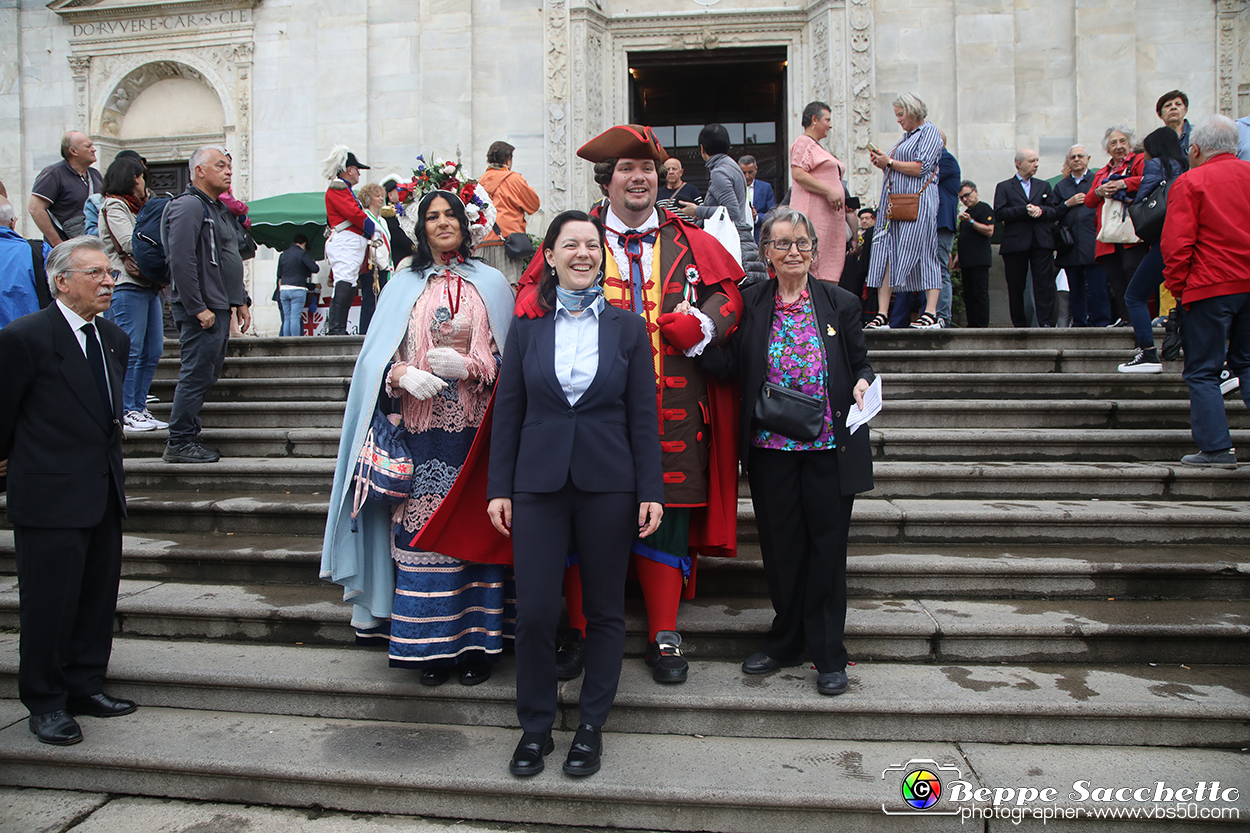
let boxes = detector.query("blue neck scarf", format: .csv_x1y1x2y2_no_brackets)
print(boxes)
556,283,604,313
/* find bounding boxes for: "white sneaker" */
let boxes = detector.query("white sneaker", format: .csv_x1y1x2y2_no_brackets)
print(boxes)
1117,350,1162,374
1220,368,1240,396
124,410,159,432
140,408,169,429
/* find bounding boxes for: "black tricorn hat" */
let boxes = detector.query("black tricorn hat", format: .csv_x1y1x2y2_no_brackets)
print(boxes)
345,152,370,170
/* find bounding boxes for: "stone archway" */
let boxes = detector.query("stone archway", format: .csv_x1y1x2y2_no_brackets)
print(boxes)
98,60,227,143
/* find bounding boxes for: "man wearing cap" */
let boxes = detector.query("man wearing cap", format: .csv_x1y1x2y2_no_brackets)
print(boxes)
516,125,745,685
322,146,374,335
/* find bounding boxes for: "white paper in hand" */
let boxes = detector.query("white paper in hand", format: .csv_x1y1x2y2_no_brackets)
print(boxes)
845,376,882,435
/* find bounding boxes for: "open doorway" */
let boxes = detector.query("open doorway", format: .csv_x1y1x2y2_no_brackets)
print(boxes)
628,47,787,202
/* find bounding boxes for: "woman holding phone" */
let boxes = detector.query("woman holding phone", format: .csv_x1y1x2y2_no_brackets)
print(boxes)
488,210,664,779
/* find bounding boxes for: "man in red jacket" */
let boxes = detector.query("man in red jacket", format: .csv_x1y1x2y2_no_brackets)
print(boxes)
322,146,374,335
1163,115,1250,468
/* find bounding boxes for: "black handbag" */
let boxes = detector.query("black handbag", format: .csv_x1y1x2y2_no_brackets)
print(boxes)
1160,304,1183,362
493,223,535,262
752,381,826,442
1128,179,1170,242
1054,224,1076,254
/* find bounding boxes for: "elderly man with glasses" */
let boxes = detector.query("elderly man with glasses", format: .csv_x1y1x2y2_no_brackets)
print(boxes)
0,235,138,746
1053,145,1111,326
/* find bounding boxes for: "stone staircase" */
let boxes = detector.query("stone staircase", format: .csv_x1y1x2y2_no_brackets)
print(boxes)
0,328,1247,831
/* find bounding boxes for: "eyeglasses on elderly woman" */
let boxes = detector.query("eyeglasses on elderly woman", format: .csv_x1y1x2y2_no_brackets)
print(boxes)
764,238,814,253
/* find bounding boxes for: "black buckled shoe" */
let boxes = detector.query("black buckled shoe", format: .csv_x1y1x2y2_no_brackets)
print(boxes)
420,667,451,687
66,692,138,718
741,651,803,675
562,724,602,777
555,629,586,680
509,730,554,777
459,662,492,686
29,710,83,745
645,630,688,684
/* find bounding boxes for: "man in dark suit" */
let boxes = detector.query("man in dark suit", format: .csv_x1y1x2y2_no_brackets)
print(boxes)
0,236,137,746
994,148,1059,327
740,155,777,244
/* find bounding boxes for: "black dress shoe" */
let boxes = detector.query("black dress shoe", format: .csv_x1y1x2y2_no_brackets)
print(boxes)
555,629,586,680
509,730,554,777
29,710,82,745
459,662,492,686
420,667,450,687
562,724,602,777
817,670,849,696
742,651,803,675
66,692,138,718
645,630,688,684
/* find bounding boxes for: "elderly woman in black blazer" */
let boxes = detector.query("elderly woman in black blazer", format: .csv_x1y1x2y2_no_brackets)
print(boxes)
488,210,664,778
703,205,874,697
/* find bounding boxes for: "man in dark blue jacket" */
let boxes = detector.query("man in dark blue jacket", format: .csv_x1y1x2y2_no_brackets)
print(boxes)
935,136,961,326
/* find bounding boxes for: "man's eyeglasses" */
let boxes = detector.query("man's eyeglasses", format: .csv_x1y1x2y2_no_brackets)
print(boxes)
64,268,120,283
765,238,813,252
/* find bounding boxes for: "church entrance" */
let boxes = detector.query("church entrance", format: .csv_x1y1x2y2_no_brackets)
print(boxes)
628,47,788,205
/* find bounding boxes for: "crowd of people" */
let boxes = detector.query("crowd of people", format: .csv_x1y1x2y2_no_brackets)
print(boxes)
0,90,1247,774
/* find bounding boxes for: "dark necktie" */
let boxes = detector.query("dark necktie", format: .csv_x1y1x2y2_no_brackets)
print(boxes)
83,322,113,422
618,229,656,314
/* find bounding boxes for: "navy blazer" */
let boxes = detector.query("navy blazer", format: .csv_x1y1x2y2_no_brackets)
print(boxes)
488,302,664,503
0,303,128,527
701,278,875,495
750,180,777,243
993,175,1058,253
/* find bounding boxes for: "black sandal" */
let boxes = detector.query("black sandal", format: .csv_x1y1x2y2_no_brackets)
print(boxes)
864,313,889,329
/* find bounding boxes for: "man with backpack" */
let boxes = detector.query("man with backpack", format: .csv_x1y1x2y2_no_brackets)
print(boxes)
160,146,244,464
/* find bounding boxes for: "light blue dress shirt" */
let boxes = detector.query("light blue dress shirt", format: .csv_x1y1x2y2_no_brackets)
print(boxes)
1015,173,1032,199
553,294,604,406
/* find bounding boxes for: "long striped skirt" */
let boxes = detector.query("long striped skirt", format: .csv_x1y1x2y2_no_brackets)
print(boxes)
389,560,516,668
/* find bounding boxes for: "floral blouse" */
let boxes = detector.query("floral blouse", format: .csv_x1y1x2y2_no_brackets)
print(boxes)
752,289,836,451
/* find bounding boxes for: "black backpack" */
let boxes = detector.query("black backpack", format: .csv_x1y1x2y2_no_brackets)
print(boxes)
132,194,209,287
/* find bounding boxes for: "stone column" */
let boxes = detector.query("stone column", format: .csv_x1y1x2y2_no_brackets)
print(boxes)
569,5,607,213
68,55,90,134
0,4,23,201
232,43,254,201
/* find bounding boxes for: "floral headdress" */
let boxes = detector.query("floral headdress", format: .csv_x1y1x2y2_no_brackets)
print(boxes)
393,151,497,250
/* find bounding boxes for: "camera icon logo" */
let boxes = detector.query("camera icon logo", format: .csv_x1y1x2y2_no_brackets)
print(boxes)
881,758,964,816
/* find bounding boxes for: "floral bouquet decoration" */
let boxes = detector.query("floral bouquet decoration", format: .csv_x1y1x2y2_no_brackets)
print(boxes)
393,151,497,250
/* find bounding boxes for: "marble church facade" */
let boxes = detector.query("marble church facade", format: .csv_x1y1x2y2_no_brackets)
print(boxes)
3,0,1247,329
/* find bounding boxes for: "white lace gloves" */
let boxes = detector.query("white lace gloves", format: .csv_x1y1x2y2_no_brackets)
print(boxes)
397,367,447,400
426,347,470,380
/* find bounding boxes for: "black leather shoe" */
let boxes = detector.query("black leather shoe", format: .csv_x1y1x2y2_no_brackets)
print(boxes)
509,730,554,777
645,630,688,683
459,663,492,686
420,667,450,687
562,724,602,777
742,651,802,675
555,629,586,680
817,670,849,696
66,692,138,718
29,710,83,745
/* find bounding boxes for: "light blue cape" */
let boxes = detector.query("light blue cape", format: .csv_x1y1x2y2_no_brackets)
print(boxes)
319,258,515,628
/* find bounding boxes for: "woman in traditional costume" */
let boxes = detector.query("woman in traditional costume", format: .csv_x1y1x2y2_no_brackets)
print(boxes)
321,173,516,687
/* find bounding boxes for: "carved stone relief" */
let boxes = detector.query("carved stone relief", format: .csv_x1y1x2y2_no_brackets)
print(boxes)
545,0,571,206
847,0,874,199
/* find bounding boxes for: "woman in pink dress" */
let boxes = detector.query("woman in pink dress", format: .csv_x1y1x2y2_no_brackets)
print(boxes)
789,101,849,284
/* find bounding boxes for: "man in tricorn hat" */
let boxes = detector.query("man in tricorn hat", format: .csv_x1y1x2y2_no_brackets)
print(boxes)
322,146,374,335
517,124,745,684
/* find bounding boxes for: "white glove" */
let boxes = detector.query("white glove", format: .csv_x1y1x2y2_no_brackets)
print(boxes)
426,347,470,380
397,366,448,400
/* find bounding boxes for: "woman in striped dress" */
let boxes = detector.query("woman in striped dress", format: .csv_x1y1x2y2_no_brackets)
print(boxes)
865,92,944,329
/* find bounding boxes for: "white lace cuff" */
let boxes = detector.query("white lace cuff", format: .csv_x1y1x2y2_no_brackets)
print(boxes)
683,308,717,357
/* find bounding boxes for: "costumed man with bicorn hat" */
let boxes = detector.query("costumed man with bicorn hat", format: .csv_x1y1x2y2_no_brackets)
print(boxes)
323,145,374,335
515,125,746,684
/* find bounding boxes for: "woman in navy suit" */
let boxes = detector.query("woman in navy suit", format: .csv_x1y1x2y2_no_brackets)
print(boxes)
488,210,664,778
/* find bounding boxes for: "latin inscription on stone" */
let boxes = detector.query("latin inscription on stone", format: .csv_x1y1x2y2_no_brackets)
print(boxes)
72,10,251,38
